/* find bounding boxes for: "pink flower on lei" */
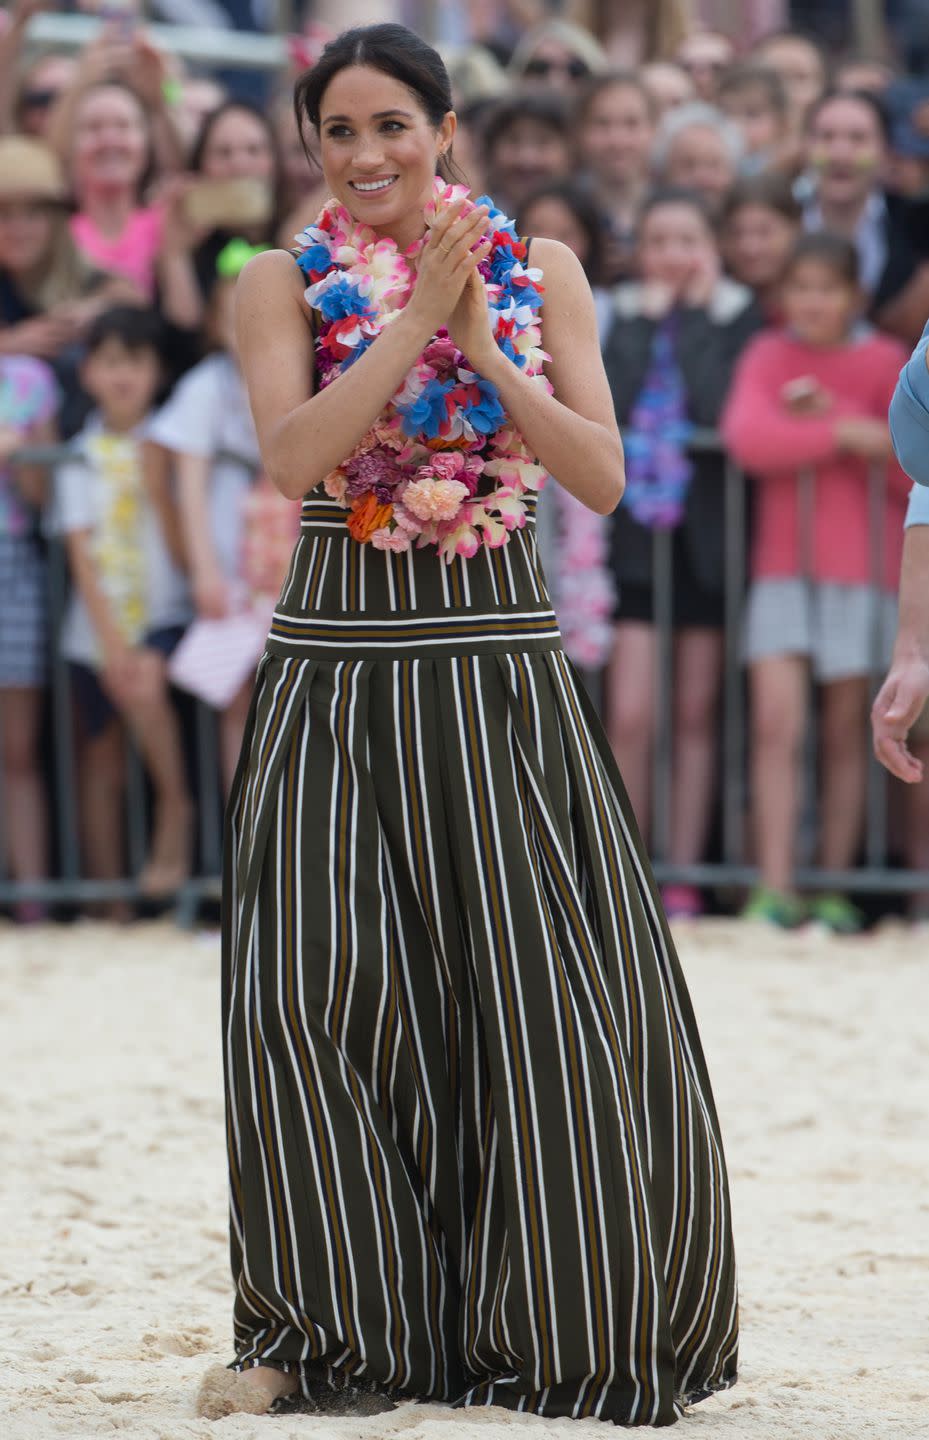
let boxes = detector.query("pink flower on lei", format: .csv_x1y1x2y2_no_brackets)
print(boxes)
370,526,411,552
401,475,470,523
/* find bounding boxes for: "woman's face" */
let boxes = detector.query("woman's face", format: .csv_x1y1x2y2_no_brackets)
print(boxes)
578,83,655,188
0,197,55,276
808,96,885,210
71,84,149,197
675,32,735,103
722,202,799,290
521,38,591,94
639,201,715,289
520,195,590,267
318,66,453,233
490,117,571,208
665,124,736,210
200,106,276,182
781,257,858,346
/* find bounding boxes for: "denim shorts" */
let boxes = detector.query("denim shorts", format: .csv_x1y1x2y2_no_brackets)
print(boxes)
70,625,186,739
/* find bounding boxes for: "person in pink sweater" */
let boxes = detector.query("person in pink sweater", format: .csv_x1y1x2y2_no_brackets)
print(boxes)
722,232,910,932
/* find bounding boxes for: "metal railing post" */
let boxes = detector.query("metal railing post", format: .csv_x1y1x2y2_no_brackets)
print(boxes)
651,526,674,865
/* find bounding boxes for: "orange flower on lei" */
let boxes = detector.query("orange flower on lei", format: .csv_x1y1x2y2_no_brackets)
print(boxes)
347,493,393,543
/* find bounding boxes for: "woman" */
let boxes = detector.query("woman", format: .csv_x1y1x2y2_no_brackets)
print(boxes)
158,100,286,336
65,80,163,298
507,18,606,94
652,101,744,216
602,189,762,918
574,70,658,283
201,22,738,1426
0,135,134,433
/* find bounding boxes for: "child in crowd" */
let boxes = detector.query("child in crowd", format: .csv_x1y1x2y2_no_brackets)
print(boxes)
722,233,910,931
602,188,762,917
573,71,656,282
0,355,59,922
717,63,792,176
719,173,803,320
147,243,269,795
55,307,192,910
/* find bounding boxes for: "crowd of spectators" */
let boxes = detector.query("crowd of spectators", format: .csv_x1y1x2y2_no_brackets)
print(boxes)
1,0,929,930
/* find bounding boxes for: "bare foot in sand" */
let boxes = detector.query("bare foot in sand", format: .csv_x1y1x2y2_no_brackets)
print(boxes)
196,1363,298,1419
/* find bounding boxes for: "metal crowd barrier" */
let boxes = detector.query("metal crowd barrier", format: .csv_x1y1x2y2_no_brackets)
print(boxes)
0,435,926,923
647,430,924,896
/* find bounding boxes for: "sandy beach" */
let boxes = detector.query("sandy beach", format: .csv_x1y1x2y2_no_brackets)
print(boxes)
2,915,926,1440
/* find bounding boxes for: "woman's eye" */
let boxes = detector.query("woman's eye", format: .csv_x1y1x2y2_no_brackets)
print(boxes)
381,121,405,133
326,126,352,139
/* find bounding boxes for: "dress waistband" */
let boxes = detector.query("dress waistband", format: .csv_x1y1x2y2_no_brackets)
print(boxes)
265,606,563,660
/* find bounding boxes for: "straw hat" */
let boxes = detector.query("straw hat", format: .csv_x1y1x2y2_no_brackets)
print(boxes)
0,136,68,203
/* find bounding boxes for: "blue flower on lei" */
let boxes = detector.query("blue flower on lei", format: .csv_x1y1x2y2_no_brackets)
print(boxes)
398,377,456,439
294,227,333,277
466,378,507,435
316,276,375,324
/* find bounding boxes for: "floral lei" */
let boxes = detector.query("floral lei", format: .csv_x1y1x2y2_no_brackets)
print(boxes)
293,178,551,562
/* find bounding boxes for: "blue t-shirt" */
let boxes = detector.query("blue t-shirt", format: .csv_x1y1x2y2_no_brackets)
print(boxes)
889,318,929,526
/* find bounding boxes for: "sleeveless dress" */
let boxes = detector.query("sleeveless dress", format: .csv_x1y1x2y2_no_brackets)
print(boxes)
220,258,739,1428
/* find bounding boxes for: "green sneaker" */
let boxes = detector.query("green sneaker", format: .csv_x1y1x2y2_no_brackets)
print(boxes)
807,892,865,935
742,886,808,929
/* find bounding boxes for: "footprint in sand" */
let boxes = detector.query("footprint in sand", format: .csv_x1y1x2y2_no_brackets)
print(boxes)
141,1325,213,1358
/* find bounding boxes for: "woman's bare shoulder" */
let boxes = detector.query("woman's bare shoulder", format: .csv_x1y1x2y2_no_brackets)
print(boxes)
236,248,307,305
527,236,587,286
235,248,310,342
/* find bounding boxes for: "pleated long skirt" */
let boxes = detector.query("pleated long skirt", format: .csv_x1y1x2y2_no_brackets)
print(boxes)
221,495,738,1426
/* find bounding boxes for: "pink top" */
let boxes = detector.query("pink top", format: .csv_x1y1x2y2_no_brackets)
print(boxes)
70,206,164,298
721,329,911,590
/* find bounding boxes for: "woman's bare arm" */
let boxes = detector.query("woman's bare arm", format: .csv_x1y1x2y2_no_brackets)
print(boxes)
477,238,624,514
235,202,492,501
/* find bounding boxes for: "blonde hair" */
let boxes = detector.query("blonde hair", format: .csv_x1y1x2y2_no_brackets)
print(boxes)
508,20,608,80
578,0,694,62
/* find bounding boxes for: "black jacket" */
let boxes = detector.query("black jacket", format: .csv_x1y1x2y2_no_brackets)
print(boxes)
602,279,763,592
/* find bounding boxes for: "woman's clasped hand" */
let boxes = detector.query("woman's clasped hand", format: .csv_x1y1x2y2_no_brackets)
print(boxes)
407,198,492,339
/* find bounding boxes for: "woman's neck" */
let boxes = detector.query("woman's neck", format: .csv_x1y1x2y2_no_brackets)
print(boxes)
80,188,136,239
371,213,428,254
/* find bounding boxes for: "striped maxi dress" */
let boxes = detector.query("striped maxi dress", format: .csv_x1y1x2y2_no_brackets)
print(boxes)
221,486,739,1426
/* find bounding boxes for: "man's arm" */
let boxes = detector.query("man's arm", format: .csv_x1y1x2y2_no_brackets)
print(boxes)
872,485,929,781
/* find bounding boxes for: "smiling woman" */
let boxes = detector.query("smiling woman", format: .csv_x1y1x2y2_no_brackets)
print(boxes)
200,21,739,1429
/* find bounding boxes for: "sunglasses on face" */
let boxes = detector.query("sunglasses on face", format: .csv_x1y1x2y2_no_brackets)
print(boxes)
21,88,60,110
524,56,590,80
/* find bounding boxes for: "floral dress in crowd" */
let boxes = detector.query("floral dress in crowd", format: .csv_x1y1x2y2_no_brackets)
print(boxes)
0,356,59,688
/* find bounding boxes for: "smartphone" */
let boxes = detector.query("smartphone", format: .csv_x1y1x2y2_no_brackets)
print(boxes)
182,178,273,231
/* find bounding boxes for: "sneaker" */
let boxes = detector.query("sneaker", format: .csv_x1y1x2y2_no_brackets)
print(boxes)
661,884,704,919
808,892,865,935
742,886,807,929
